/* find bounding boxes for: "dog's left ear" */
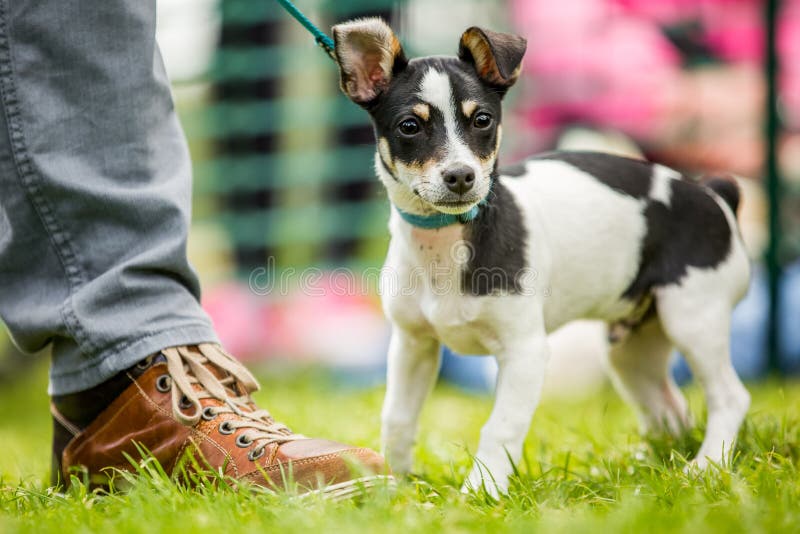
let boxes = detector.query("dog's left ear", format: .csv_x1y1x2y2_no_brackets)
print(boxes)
458,27,527,91
332,17,407,106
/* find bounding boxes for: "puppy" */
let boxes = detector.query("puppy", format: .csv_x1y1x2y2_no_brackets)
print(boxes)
331,18,751,496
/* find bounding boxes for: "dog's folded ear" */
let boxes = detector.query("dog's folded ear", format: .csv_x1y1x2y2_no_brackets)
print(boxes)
332,18,407,106
458,27,527,91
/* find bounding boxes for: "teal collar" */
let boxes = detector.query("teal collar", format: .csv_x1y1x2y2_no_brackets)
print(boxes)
394,178,494,229
395,197,488,229
395,200,486,230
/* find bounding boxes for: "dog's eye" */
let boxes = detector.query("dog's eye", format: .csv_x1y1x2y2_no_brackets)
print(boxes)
473,112,492,129
398,118,420,136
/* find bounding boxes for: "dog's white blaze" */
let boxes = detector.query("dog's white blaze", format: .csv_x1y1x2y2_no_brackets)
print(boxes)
418,67,478,167
649,165,678,206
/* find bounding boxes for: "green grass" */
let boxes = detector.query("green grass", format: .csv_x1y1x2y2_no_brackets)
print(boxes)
1,361,798,533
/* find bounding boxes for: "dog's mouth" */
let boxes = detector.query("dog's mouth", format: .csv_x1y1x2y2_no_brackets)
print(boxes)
430,200,480,215
412,181,487,215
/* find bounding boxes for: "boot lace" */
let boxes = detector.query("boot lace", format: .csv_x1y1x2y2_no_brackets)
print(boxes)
160,344,303,458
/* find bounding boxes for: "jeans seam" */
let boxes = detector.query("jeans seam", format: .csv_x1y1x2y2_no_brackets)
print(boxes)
103,321,211,358
49,321,215,379
0,2,96,353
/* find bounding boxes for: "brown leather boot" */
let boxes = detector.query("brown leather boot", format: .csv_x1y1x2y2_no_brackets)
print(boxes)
51,344,389,495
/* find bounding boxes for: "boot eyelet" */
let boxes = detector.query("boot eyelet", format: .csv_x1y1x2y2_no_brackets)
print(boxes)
201,407,217,421
135,357,152,370
235,434,253,448
218,421,235,435
179,395,193,409
155,375,171,393
248,448,265,461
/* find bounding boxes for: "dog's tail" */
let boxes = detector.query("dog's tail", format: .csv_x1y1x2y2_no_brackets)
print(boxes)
701,174,740,215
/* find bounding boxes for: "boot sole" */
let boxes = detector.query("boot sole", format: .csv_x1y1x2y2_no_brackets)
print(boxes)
308,474,396,501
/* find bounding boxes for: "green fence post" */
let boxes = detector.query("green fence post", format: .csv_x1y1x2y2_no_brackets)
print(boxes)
765,0,783,374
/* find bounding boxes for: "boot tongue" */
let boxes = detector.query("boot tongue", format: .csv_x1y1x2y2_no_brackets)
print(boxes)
181,345,244,397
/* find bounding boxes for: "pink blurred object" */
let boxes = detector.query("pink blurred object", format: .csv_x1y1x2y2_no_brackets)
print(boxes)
512,0,682,143
202,282,274,361
510,0,800,150
202,274,390,368
269,272,389,367
781,1,800,126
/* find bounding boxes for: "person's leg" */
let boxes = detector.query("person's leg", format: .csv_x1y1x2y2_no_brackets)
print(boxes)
0,0,216,395
0,1,386,492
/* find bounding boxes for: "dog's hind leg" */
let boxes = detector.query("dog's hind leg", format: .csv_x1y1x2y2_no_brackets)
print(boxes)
608,317,691,437
655,272,750,468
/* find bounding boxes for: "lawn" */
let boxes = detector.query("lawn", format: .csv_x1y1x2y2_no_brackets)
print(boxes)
0,360,798,533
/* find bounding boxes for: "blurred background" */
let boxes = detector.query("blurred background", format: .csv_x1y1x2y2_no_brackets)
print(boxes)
1,0,799,396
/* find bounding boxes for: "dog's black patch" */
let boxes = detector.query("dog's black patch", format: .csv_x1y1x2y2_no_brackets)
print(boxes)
461,178,528,295
622,177,733,299
702,176,740,213
532,151,653,199
520,151,735,300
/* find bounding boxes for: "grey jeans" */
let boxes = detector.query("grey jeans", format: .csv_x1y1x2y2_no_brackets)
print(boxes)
0,1,219,395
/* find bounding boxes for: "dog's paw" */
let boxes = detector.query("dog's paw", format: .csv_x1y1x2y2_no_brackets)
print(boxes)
682,453,713,475
382,446,413,475
461,464,507,500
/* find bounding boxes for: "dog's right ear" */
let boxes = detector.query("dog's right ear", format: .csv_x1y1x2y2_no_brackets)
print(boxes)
332,18,407,106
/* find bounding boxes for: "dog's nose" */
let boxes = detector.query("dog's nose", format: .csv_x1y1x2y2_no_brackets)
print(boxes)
442,166,475,195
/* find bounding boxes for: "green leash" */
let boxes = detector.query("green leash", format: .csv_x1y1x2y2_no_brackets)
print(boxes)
275,0,337,60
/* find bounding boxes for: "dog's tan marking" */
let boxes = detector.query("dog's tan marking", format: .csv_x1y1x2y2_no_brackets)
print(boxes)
478,126,502,168
396,158,435,177
378,137,395,172
461,100,478,118
412,103,430,121
479,150,498,168
495,125,503,152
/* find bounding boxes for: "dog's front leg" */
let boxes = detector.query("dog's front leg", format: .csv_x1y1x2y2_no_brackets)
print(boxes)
463,334,549,498
381,327,441,474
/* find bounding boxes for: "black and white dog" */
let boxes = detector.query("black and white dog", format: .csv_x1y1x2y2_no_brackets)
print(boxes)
332,18,751,496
